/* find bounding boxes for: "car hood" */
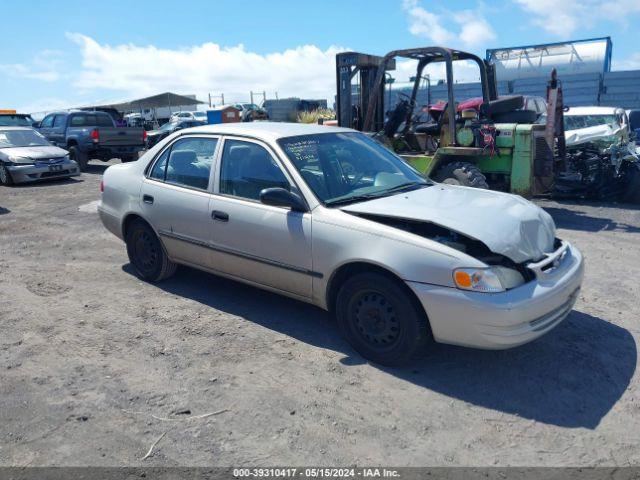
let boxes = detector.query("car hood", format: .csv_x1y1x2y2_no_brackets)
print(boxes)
565,124,622,147
340,184,556,263
0,145,68,159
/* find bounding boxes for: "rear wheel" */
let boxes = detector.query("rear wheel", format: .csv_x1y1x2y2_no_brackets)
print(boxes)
336,272,429,366
125,219,177,282
434,161,489,189
120,154,138,163
0,164,14,186
68,146,88,172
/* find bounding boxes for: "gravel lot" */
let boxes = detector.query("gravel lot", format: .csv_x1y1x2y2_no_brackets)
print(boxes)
1,160,639,467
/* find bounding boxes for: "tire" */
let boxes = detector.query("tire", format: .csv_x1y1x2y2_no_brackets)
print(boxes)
0,164,14,186
125,219,177,282
434,161,489,189
622,163,640,204
335,272,430,366
121,154,138,163
492,109,538,124
68,145,88,172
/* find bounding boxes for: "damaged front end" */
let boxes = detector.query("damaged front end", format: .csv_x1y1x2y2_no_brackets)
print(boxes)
352,213,540,290
554,126,640,201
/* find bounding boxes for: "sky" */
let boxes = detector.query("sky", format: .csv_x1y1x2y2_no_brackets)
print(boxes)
2,0,640,114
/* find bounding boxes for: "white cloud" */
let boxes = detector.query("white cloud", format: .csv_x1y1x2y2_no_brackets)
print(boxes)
66,33,346,104
514,0,640,37
402,1,496,49
0,50,64,82
613,52,640,71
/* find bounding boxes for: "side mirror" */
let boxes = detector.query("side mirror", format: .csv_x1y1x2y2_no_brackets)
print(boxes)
260,187,307,212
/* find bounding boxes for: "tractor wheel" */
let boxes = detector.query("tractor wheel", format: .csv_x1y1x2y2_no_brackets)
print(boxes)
434,161,489,189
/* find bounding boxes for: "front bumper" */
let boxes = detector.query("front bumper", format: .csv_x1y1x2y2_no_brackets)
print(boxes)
7,161,80,183
407,242,585,349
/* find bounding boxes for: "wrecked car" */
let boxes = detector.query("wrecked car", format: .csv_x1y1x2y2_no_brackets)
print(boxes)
555,106,640,202
98,123,584,366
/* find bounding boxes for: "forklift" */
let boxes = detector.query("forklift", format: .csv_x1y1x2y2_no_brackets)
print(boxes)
335,47,565,197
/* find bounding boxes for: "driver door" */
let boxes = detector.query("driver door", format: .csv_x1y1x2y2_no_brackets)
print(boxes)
208,137,313,299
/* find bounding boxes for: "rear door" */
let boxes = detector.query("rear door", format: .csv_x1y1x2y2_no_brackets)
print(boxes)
208,136,313,298
140,135,220,268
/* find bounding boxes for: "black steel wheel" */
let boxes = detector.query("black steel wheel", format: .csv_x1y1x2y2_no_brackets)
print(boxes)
336,272,429,366
125,219,177,282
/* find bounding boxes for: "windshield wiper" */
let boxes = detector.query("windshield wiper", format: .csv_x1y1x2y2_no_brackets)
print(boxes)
325,182,429,207
381,181,430,194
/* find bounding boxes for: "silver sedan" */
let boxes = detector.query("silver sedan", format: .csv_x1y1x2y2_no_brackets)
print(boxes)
98,122,584,366
0,127,79,185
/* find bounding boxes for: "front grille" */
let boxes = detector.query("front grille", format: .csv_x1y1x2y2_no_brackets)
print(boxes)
40,169,71,178
533,134,554,177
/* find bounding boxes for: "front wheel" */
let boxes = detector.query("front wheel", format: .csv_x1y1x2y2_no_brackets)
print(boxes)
434,161,489,189
336,272,430,366
125,219,177,282
0,164,14,186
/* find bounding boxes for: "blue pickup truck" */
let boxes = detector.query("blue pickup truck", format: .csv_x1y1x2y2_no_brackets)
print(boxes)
35,110,146,171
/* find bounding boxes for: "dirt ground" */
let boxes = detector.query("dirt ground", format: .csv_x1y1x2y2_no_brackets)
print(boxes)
1,160,639,467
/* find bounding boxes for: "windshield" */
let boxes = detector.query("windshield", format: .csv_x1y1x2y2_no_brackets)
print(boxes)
158,121,179,132
0,115,33,127
193,111,206,118
0,129,50,148
278,132,429,206
565,114,620,131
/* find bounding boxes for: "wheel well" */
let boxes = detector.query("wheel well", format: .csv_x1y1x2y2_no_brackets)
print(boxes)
122,213,147,239
326,262,428,321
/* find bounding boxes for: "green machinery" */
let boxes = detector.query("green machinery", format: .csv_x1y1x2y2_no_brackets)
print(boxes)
335,47,565,197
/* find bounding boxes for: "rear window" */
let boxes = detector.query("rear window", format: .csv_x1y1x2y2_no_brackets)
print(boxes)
69,114,113,127
0,115,33,127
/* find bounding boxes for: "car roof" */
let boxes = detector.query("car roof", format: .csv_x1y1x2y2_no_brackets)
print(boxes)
184,122,351,141
565,106,622,116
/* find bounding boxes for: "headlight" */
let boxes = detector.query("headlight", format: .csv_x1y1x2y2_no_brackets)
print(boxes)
453,267,525,293
8,156,34,165
454,268,505,293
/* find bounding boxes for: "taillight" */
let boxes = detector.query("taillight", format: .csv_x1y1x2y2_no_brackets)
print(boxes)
143,130,147,141
90,129,99,141
100,180,104,193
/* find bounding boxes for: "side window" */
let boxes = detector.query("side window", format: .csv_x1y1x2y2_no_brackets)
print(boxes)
53,115,66,128
165,137,218,190
219,139,290,201
70,115,87,127
40,115,55,128
150,148,170,181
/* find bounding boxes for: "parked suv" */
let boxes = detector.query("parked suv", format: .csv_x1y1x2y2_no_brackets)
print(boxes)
36,110,146,171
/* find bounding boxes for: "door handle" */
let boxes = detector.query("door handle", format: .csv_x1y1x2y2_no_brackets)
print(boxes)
143,194,154,204
211,210,229,222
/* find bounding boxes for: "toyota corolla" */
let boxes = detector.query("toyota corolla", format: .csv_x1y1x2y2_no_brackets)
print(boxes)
98,123,584,365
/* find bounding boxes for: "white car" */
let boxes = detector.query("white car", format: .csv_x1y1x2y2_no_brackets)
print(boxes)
169,111,196,122
98,123,584,365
